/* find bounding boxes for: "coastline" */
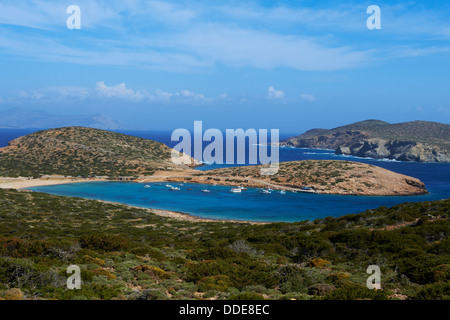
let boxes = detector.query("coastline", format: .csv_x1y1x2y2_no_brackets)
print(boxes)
1,171,428,197
0,176,108,189
1,177,268,225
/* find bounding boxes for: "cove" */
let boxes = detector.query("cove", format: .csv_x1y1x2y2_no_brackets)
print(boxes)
27,181,442,223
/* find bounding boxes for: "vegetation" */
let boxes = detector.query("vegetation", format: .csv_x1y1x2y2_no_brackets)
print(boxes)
0,188,448,300
285,120,450,151
198,160,427,196
0,127,194,177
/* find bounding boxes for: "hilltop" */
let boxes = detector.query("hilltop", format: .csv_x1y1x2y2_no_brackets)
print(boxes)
0,127,197,177
281,120,450,162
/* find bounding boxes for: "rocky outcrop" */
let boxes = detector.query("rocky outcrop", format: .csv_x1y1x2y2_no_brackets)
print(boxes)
282,130,368,150
282,120,450,163
335,139,450,162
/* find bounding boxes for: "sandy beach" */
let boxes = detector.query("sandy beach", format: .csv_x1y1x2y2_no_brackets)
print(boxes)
0,176,106,189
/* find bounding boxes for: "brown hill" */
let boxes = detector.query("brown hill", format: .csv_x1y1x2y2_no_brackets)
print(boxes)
147,160,428,196
0,127,196,177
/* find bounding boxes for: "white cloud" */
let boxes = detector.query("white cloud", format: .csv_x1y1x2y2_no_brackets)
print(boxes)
0,1,449,74
95,81,149,100
0,1,373,72
174,25,370,71
267,86,285,100
300,94,316,102
6,82,211,105
155,88,207,102
93,82,210,103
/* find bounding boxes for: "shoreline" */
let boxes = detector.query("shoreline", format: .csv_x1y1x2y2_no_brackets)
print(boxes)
1,173,429,197
0,176,108,189
0,176,269,224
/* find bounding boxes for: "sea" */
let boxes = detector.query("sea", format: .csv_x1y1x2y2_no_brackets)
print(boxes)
1,128,449,222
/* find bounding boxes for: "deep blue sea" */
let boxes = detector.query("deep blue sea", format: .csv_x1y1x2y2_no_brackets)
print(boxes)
1,128,449,222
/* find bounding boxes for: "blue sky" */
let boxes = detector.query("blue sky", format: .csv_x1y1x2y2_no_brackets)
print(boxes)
0,0,450,132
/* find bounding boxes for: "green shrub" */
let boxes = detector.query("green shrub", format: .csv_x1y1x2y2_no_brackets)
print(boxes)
227,292,265,300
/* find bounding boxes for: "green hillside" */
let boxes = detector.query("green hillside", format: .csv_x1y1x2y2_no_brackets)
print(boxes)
0,188,448,300
0,127,193,177
331,120,450,148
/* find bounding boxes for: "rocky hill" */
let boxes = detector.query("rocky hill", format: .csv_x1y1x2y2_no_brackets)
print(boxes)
153,160,428,196
281,120,450,162
0,127,196,177
203,160,428,195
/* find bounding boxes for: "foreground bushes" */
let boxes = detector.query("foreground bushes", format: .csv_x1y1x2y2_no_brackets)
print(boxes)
0,189,448,300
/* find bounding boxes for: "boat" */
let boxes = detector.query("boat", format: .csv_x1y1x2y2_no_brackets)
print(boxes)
300,186,316,193
260,189,271,194
144,185,151,188
202,189,211,193
165,184,173,188
170,186,180,191
230,188,242,193
280,190,286,194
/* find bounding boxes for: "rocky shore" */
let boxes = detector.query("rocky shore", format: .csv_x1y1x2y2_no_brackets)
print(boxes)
281,120,450,163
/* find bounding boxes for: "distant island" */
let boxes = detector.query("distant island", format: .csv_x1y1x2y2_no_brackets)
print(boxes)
0,127,427,196
0,108,135,130
281,120,450,163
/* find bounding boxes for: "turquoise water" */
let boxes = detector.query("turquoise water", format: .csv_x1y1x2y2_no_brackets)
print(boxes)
3,128,449,222
28,181,444,223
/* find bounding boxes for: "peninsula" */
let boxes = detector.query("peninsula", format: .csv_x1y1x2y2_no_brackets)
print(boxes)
281,120,450,163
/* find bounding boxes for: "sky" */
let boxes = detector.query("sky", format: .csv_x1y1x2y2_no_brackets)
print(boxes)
0,0,450,133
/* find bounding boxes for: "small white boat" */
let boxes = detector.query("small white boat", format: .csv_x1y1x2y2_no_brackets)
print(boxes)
230,188,242,193
165,184,173,188
280,190,286,194
202,189,211,193
260,189,271,194
170,186,180,191
144,185,151,188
